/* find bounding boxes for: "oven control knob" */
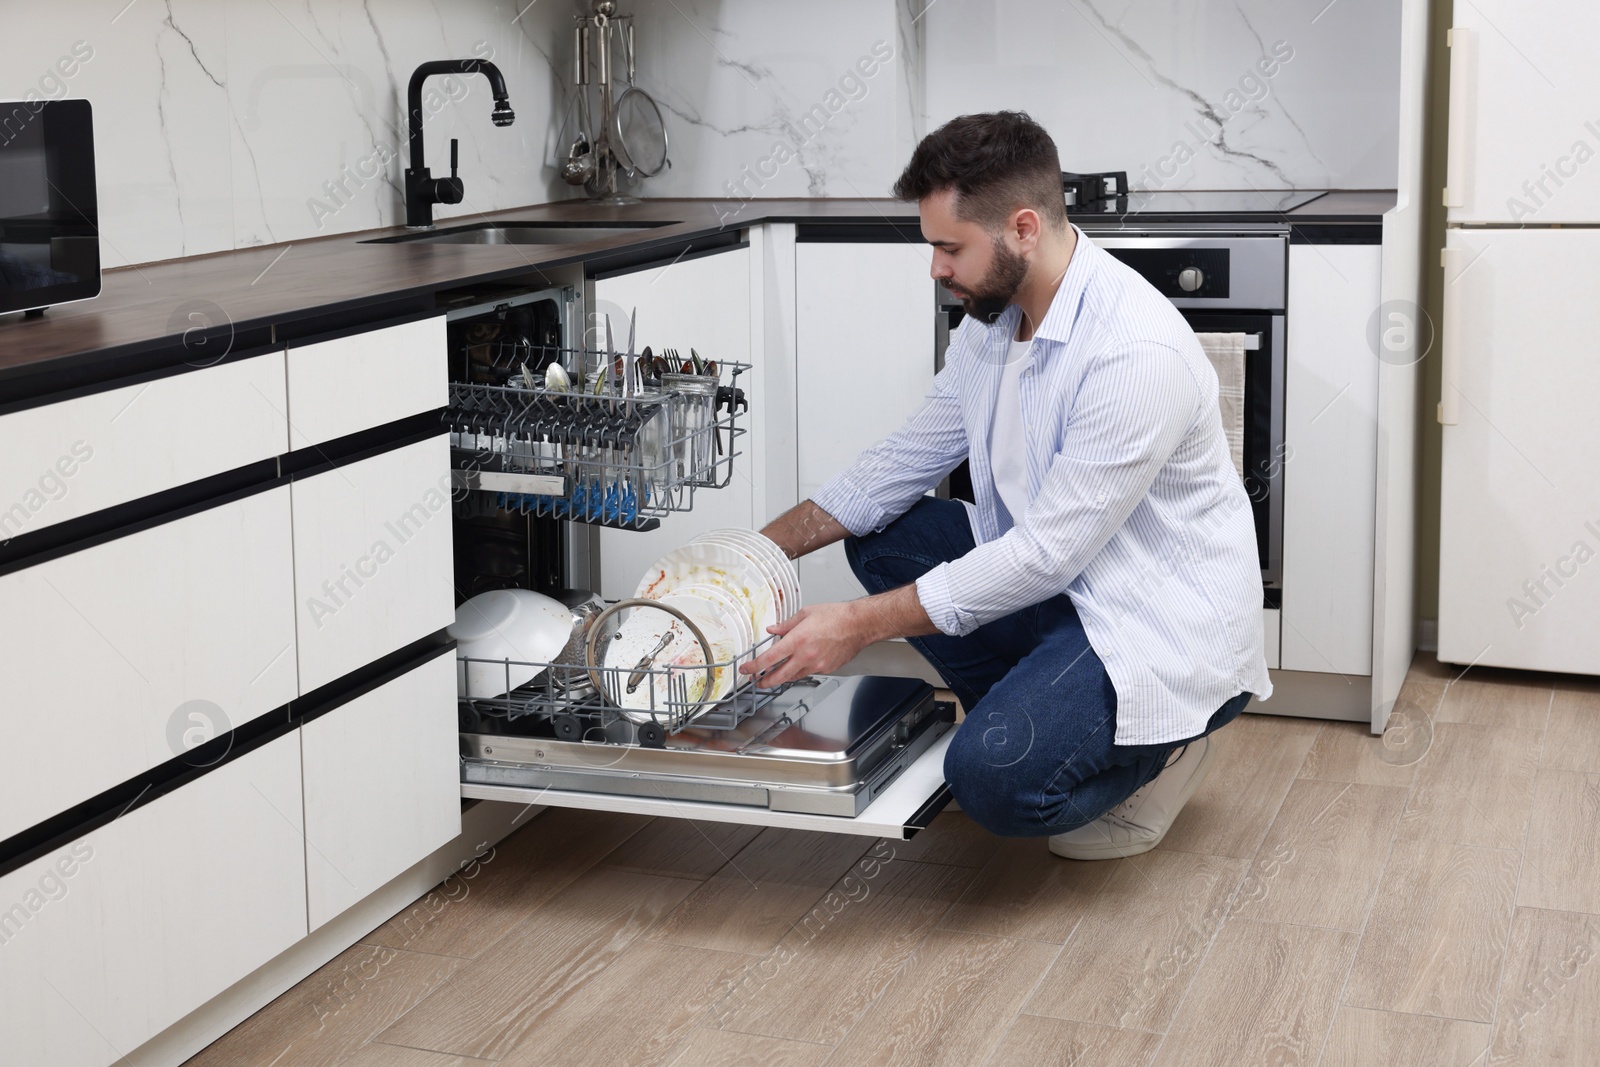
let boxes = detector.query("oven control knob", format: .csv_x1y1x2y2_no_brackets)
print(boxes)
1178,267,1205,292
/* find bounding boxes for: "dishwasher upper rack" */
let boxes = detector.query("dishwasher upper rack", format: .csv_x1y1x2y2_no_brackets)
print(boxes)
445,357,749,531
456,631,782,746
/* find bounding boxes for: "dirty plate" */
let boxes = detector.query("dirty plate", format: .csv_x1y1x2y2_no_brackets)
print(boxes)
634,541,776,641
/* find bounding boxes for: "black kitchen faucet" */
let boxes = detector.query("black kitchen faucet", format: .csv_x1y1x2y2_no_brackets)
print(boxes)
404,59,515,228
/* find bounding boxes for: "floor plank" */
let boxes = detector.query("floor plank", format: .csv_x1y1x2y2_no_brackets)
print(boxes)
1518,768,1600,915
599,817,764,881
1153,918,1355,1067
1022,849,1244,1032
661,1028,830,1067
374,865,700,1060
706,858,975,1045
336,1046,482,1067
1342,838,1519,1023
182,944,462,1067
646,827,874,954
1435,678,1552,732
1156,714,1321,859
1297,721,1420,789
362,808,649,959
825,928,1059,1067
1483,906,1600,1066
1542,685,1600,774
938,837,1113,943
1318,1005,1490,1067
1404,653,1459,683
987,1015,1162,1067
880,810,1002,869
1228,778,1407,931
497,939,750,1066
170,681,1600,1067
1398,722,1542,850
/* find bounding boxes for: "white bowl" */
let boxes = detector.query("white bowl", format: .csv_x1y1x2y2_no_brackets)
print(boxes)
449,588,573,699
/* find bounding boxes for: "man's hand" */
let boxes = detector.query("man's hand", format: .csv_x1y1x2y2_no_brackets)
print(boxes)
740,584,939,688
740,602,867,688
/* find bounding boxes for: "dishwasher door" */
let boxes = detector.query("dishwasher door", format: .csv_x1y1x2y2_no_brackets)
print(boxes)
458,675,960,840
461,735,955,840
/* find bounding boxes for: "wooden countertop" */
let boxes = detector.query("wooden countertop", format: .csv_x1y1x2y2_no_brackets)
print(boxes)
0,193,1396,401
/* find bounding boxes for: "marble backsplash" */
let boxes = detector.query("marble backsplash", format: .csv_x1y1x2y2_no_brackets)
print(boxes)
2,0,1399,268
919,0,1403,194
2,0,587,268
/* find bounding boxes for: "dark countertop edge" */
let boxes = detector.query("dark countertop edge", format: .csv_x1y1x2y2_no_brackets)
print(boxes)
0,191,1396,401
0,261,537,403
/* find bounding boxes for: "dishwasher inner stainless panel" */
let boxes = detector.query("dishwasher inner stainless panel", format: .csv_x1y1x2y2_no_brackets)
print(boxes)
460,674,956,817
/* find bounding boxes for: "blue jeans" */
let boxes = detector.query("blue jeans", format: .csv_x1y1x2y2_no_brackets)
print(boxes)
845,497,1251,838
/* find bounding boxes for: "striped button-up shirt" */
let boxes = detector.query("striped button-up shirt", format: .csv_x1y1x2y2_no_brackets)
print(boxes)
813,228,1273,745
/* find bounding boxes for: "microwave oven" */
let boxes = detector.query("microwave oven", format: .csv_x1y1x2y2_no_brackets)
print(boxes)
0,98,100,318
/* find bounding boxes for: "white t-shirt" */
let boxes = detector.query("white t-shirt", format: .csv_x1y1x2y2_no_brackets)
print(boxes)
989,335,1033,525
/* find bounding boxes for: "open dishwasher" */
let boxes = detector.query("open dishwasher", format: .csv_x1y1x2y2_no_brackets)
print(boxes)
441,279,957,839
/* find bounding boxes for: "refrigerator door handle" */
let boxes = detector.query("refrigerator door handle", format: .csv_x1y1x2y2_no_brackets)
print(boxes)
1443,26,1473,209
1438,246,1463,425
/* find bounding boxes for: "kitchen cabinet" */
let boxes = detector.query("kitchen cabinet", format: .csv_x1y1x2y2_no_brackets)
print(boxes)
285,316,447,449
592,244,756,600
1443,1,1600,225
0,352,287,540
0,486,298,842
1438,229,1600,673
795,239,937,606
290,433,455,693
300,648,460,931
0,731,307,1067
1280,242,1381,677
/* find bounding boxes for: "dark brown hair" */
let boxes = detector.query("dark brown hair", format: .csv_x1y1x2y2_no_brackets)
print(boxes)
893,111,1066,231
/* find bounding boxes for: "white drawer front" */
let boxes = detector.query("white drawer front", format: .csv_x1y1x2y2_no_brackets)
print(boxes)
0,353,288,540
301,651,461,931
0,487,298,842
286,317,446,449
291,434,455,693
0,732,307,1067
1263,607,1281,670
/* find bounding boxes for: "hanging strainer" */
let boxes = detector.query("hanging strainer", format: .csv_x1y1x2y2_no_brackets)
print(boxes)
611,85,670,178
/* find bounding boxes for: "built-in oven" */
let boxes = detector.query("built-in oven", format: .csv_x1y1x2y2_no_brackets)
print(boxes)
935,230,1287,589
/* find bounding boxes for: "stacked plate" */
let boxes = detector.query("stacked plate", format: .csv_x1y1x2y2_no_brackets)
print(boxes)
609,529,801,716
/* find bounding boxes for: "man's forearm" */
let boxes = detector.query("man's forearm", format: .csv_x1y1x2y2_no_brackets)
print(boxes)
760,499,851,561
850,582,941,642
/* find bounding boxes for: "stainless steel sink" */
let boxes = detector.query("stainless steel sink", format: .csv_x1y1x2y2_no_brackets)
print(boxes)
364,221,674,246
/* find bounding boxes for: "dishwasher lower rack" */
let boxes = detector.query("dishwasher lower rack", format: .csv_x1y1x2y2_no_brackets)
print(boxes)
456,631,781,746
460,675,957,818
445,357,750,531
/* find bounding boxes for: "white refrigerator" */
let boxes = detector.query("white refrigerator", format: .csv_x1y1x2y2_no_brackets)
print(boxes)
1437,0,1600,674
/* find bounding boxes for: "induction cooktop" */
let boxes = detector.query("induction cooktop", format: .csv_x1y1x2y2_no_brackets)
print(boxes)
1069,188,1326,217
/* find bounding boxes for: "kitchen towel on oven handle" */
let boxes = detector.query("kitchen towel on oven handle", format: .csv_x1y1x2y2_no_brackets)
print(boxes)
1193,332,1247,481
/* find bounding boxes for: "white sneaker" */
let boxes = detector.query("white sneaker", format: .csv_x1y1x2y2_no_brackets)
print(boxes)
1048,735,1218,860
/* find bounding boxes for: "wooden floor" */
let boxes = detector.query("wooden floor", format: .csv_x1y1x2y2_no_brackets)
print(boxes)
185,656,1600,1067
